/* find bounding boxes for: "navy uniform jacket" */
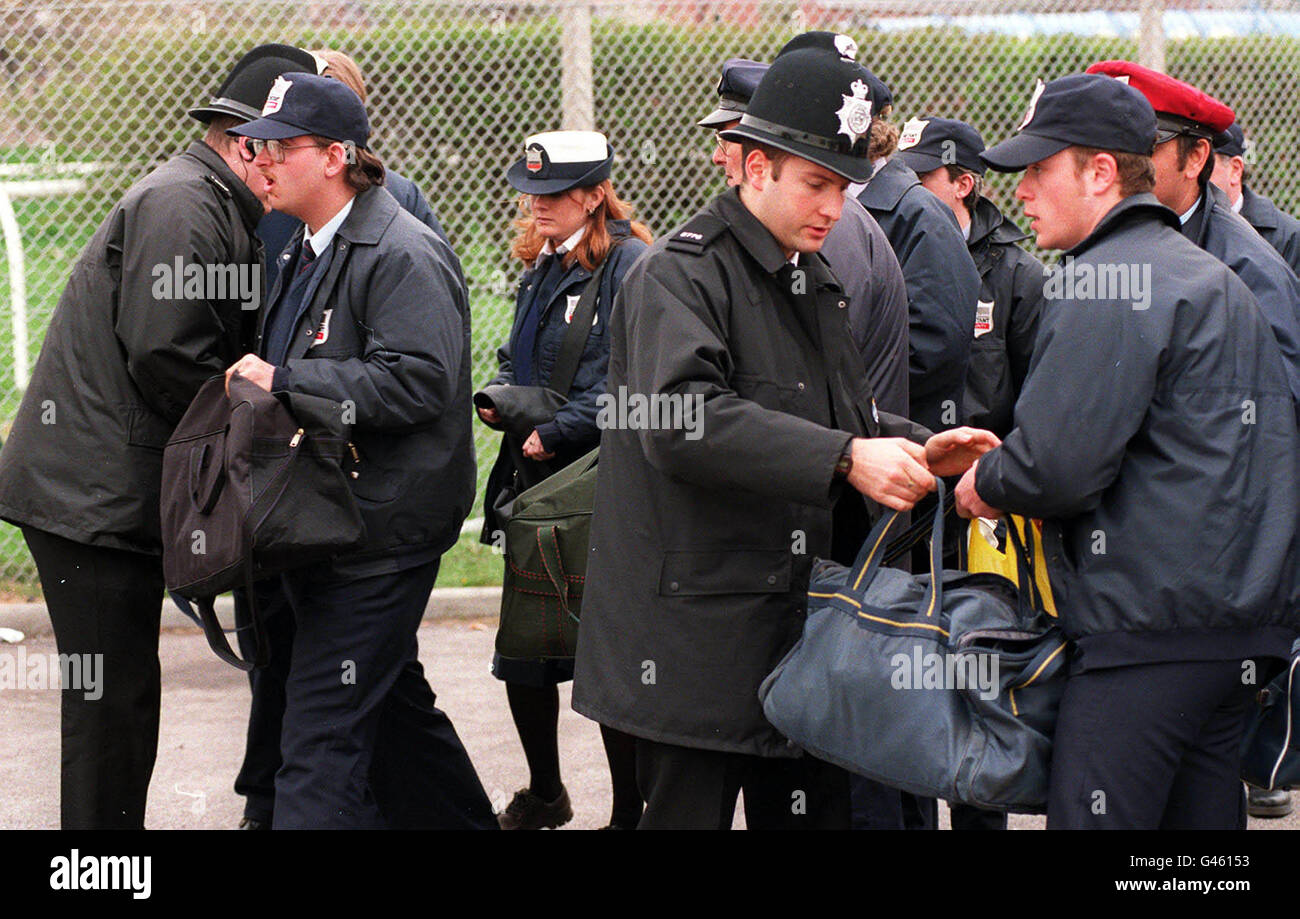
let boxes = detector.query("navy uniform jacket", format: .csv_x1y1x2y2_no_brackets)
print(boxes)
572,189,929,757
1239,185,1300,278
963,196,1045,438
821,194,910,418
977,194,1300,670
1185,180,1300,409
858,157,980,432
260,184,474,575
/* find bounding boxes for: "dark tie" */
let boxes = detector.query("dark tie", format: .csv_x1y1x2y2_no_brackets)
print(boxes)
297,243,317,276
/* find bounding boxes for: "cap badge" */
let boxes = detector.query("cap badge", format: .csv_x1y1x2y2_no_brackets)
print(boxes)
834,34,858,61
262,76,292,116
1016,79,1046,132
898,118,929,151
837,79,873,146
525,145,543,174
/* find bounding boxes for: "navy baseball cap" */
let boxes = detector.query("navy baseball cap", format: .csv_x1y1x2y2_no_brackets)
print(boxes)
981,73,1156,173
228,72,369,149
1214,122,1247,158
894,116,986,175
698,58,768,128
721,47,876,182
775,31,893,110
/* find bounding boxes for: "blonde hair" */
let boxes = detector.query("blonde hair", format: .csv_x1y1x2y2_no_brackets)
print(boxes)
510,180,652,271
312,49,368,103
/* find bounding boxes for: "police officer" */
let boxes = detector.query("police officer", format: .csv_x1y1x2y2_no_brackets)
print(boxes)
0,43,318,830
230,48,468,833
571,43,998,830
959,73,1300,829
895,116,1045,441
699,56,911,417
1212,122,1300,278
1086,61,1300,410
783,40,980,436
226,73,495,829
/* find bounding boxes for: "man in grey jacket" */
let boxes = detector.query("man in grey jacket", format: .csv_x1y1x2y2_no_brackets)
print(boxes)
226,73,494,829
0,44,319,829
958,73,1300,829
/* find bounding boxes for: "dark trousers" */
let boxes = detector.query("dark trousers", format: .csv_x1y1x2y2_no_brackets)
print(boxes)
635,738,850,829
1047,659,1252,829
233,581,294,824
849,775,937,829
23,527,163,829
269,558,496,829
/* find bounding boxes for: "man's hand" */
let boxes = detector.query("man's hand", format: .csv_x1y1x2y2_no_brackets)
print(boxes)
225,353,276,394
925,426,1001,478
476,406,501,426
846,437,936,512
955,461,1003,519
522,429,555,461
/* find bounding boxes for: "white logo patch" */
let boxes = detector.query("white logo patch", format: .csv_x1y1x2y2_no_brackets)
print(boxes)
974,299,995,338
1017,79,1046,132
833,34,858,61
836,79,873,146
262,76,293,116
898,118,930,151
564,295,581,324
312,308,333,347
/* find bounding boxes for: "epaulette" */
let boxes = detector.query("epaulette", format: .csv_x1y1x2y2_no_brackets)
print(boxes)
666,214,729,255
203,174,232,199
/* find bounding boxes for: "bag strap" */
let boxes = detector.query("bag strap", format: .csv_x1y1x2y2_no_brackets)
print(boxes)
535,524,580,625
850,478,947,617
881,487,956,565
1004,517,1047,617
546,258,608,398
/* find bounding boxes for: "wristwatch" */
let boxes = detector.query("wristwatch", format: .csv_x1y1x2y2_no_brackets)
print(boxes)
833,441,854,480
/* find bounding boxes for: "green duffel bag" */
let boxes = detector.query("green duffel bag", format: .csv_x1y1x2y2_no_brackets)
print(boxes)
496,447,599,660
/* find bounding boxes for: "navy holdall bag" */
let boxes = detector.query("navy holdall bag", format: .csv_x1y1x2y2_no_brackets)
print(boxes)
759,478,1067,813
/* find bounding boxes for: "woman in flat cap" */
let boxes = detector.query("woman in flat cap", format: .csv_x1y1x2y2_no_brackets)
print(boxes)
477,130,651,830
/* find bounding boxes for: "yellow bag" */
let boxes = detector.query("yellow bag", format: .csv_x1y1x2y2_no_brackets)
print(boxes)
966,515,1057,617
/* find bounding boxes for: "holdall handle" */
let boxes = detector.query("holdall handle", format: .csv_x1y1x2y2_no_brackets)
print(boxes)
189,441,225,514
850,478,947,613
1004,517,1047,617
535,524,579,626
881,487,955,565
546,258,609,399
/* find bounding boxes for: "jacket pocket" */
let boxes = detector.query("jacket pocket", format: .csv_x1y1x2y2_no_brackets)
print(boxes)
731,372,798,413
658,548,792,597
124,406,173,451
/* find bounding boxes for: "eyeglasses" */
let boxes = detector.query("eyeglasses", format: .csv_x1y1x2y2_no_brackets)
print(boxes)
240,137,331,164
714,133,731,155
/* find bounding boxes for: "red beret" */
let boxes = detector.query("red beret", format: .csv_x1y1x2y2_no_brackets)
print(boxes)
1085,60,1234,134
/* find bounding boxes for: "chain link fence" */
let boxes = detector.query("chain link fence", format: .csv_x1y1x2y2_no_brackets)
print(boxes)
1,0,1298,591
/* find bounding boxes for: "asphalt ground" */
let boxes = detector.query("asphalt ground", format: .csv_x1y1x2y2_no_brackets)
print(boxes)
0,615,1295,831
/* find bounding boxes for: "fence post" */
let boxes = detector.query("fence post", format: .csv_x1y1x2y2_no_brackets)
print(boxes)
1138,0,1166,73
560,2,595,130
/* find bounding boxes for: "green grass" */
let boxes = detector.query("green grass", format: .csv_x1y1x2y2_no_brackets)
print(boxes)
437,531,505,588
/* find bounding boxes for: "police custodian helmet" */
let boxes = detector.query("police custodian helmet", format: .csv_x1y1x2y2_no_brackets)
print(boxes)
189,43,323,124
720,46,876,183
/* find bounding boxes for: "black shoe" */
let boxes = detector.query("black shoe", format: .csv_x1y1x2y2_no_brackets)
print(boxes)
497,787,573,830
1247,786,1292,818
237,816,270,830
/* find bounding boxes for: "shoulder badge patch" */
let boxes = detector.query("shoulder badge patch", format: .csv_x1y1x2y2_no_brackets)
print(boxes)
666,214,728,255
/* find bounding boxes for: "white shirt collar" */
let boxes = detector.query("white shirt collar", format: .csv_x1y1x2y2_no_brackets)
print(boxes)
536,224,587,268
304,196,355,257
1231,193,1244,214
789,252,800,267
1178,194,1203,226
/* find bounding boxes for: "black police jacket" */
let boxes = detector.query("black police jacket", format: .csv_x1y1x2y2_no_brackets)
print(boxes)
572,188,929,757
1239,185,1300,278
262,184,474,573
858,157,980,432
976,194,1300,669
1188,180,1300,411
963,196,1045,438
0,141,263,553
